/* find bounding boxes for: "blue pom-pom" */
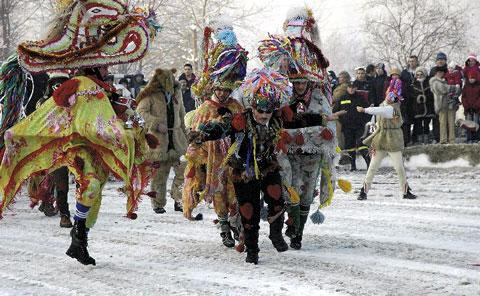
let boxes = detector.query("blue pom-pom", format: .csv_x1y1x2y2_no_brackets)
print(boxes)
310,210,325,224
216,29,237,47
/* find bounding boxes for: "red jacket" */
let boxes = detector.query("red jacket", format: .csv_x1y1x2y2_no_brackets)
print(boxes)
463,65,480,77
462,81,480,112
445,70,462,86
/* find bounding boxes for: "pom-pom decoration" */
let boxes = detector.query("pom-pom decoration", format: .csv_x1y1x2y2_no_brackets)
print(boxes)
239,68,292,111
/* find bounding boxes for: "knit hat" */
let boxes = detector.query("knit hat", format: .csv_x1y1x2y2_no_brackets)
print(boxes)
466,53,478,62
436,52,447,61
415,67,428,77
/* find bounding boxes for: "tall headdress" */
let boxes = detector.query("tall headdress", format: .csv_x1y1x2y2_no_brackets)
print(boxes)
192,17,248,98
258,6,329,84
0,0,160,146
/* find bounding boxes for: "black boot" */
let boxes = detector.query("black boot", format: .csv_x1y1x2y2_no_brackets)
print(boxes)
66,220,96,266
39,200,57,217
290,235,302,250
285,225,295,239
403,187,417,199
268,214,288,252
153,207,166,214
245,248,259,265
174,201,183,212
357,187,367,200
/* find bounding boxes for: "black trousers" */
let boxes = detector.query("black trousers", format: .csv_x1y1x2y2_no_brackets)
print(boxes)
343,127,370,167
413,117,432,141
402,122,412,145
234,170,284,252
51,167,70,217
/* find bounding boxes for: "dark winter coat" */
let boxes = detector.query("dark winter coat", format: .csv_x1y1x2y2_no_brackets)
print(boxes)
409,79,435,118
400,68,416,122
462,81,480,113
372,74,390,106
333,92,370,129
353,79,375,105
178,73,196,112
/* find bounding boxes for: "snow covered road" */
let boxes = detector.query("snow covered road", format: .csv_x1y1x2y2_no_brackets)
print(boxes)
1,167,479,296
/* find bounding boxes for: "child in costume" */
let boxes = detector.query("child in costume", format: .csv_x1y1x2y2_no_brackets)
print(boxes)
0,0,160,265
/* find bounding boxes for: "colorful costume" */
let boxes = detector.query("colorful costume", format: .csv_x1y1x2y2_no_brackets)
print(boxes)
191,68,327,264
0,0,159,265
182,19,247,247
258,6,339,249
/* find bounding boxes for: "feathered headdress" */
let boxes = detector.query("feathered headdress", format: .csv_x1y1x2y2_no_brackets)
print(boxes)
192,18,248,98
239,68,292,111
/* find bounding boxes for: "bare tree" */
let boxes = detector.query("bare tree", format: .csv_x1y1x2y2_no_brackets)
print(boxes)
363,0,468,68
123,0,266,76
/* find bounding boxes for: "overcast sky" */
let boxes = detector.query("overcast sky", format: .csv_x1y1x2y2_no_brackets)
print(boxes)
237,0,364,67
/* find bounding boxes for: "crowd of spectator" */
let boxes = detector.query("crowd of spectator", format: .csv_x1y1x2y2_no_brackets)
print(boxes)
331,52,480,156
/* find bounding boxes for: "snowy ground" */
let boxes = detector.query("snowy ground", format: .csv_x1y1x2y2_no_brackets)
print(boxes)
1,165,480,296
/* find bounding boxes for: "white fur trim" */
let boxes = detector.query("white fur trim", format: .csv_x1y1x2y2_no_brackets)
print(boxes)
285,6,309,21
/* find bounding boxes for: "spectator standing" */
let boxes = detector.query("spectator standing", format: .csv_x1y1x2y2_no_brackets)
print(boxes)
329,70,339,90
429,52,449,143
430,66,461,144
461,71,480,143
372,63,389,106
366,64,376,81
333,71,351,150
400,55,419,146
333,82,371,171
462,53,480,76
429,52,448,77
409,67,435,144
353,67,375,105
178,63,197,112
